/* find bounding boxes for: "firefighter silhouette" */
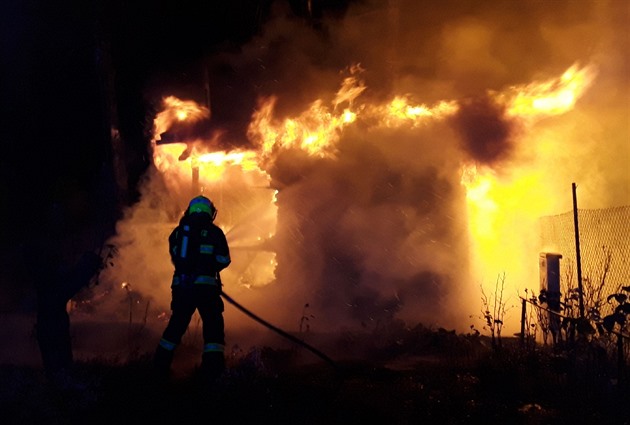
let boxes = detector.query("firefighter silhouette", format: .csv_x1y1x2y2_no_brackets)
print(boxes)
154,195,231,380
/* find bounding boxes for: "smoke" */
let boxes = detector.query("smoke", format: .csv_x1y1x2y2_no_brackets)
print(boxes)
263,121,469,331
451,95,517,166
93,0,628,354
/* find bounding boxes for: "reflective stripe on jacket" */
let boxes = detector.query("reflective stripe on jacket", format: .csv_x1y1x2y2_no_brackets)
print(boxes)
168,212,231,288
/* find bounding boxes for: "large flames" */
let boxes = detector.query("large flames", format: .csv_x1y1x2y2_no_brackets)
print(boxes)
502,64,597,119
150,62,597,332
461,63,597,310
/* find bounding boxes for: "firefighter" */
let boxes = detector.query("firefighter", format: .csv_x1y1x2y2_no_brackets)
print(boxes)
154,195,231,380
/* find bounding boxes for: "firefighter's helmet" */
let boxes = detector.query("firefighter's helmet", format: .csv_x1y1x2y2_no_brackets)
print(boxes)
188,196,217,221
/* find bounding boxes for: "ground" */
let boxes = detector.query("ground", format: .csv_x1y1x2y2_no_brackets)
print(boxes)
1,325,628,425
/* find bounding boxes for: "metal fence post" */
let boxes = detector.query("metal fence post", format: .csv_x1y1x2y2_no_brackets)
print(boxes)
520,298,526,346
572,182,585,319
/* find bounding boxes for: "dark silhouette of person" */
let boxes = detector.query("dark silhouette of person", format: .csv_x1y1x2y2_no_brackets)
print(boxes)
27,201,103,388
154,195,231,381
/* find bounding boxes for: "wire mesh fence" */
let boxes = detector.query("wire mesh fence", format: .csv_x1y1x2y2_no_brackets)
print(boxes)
530,205,630,377
539,205,630,319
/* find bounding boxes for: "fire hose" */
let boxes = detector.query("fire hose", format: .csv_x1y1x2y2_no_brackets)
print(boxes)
94,242,337,369
218,277,337,370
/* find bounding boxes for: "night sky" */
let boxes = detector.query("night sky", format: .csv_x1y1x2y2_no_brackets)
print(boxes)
2,1,249,227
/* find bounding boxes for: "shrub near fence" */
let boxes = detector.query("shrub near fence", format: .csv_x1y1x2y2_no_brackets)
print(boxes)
533,206,630,378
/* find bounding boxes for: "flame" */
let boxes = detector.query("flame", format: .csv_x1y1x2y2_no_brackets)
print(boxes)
461,160,548,313
366,96,459,128
153,96,210,141
247,66,367,158
460,163,499,284
151,97,214,179
153,142,267,190
499,63,597,119
147,61,596,331
462,63,597,214
151,94,262,184
248,66,458,157
153,142,189,174
333,64,367,108
461,62,597,329
248,96,357,158
150,96,277,289
461,163,497,220
195,150,261,179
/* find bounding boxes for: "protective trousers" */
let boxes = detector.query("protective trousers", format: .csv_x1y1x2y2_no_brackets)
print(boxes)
154,285,225,379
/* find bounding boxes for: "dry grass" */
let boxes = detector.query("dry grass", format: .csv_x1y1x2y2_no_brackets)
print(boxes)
1,327,628,425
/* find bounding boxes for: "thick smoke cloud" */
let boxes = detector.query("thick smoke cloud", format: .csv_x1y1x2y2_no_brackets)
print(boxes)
451,96,516,166
258,116,469,330
95,0,628,358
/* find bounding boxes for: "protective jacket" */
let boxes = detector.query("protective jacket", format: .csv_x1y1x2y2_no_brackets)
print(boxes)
155,208,231,380
168,211,231,286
